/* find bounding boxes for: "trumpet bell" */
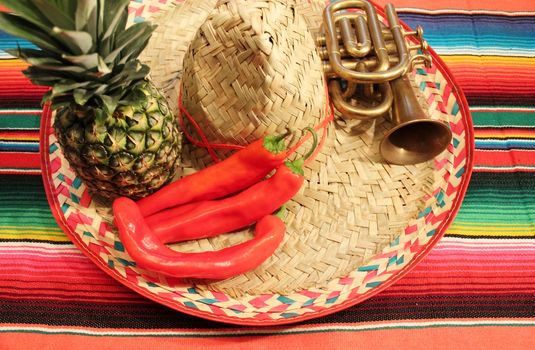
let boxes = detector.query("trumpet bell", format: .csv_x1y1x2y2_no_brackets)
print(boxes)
380,119,452,165
380,74,452,165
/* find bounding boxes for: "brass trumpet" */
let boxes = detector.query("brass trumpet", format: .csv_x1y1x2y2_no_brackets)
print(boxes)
318,0,452,165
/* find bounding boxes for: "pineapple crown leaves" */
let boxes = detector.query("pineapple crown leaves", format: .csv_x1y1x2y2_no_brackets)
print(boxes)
0,0,156,114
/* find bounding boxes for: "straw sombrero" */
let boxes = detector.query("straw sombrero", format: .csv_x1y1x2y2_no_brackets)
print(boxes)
41,0,473,325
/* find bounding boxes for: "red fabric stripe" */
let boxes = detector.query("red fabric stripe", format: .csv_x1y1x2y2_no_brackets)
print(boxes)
0,152,40,169
444,62,535,99
1,325,534,350
0,64,48,99
474,149,535,167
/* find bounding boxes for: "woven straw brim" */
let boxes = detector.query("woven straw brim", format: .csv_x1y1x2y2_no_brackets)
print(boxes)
135,0,454,298
42,0,471,324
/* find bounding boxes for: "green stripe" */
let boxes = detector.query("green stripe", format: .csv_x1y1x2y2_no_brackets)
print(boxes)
0,176,59,230
0,211,57,219
472,111,535,127
0,206,50,214
0,218,59,228
465,201,535,213
0,226,64,233
0,114,41,129
456,212,535,219
453,173,535,224
453,217,535,225
454,214,535,225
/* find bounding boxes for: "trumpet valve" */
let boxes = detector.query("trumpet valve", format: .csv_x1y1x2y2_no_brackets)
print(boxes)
410,53,433,69
408,39,429,53
403,25,424,40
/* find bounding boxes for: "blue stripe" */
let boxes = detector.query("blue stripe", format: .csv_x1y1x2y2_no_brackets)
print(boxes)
398,14,535,50
475,139,535,150
0,30,39,53
0,141,39,152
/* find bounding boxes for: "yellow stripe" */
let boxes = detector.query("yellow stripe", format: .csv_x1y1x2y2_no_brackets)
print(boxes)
0,229,70,242
0,226,64,232
0,229,66,236
0,136,40,142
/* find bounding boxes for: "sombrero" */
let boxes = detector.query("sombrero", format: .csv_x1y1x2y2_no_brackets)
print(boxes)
41,0,474,325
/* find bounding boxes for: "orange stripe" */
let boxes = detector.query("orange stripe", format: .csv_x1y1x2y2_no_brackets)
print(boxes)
373,0,535,11
0,135,39,142
0,324,534,350
0,60,29,68
443,57,535,69
475,130,535,138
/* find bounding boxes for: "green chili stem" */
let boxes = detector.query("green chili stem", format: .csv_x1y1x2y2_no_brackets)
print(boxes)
264,128,294,154
273,128,293,143
301,127,319,161
274,205,287,219
284,127,319,176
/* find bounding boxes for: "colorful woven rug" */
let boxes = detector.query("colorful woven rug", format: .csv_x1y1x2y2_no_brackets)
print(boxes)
1,0,535,348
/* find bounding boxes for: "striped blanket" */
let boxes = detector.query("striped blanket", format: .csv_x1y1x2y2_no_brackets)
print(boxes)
1,0,535,349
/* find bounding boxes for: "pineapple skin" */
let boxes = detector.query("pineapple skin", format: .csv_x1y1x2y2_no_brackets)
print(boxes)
54,81,182,202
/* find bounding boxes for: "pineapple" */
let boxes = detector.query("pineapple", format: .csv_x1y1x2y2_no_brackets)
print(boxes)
0,0,182,202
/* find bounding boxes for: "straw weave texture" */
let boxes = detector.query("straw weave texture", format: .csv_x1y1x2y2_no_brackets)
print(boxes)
180,0,325,147
137,0,446,297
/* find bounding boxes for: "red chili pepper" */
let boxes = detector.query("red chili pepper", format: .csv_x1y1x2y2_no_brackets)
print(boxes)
145,128,318,244
136,131,292,217
146,162,302,243
113,197,285,279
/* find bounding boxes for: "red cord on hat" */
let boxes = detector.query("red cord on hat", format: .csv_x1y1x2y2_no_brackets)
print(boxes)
178,81,335,164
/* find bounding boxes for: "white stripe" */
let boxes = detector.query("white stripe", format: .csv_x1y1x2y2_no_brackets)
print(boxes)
1,319,534,337
0,52,15,59
0,128,40,131
396,8,535,16
0,250,85,260
0,168,41,174
0,110,42,114
475,149,532,152
0,242,76,250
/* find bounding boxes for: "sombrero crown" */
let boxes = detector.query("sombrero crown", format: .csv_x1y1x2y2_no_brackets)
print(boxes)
180,0,325,147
